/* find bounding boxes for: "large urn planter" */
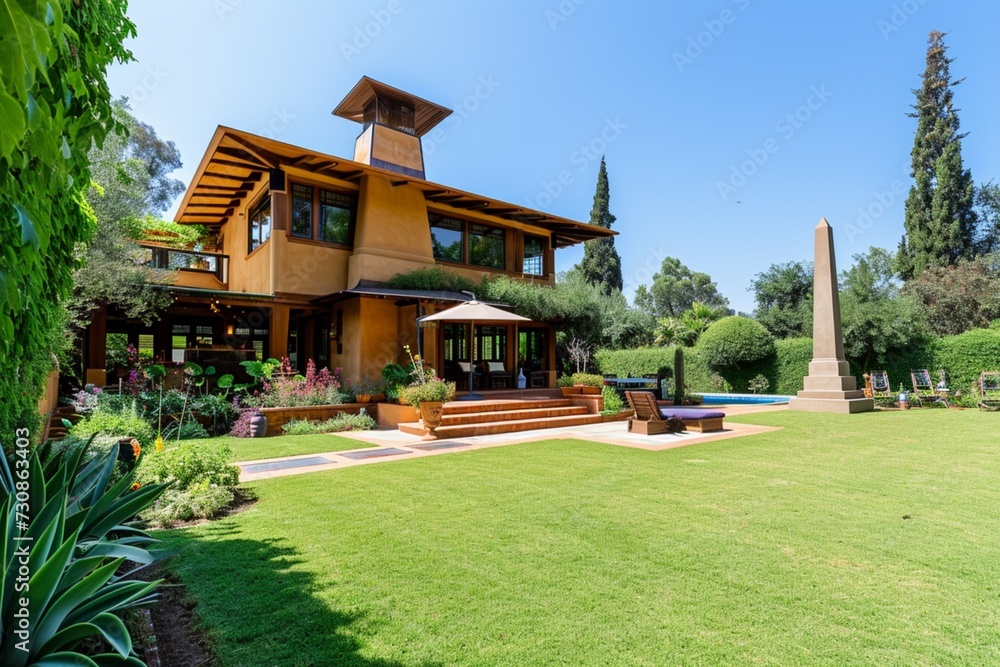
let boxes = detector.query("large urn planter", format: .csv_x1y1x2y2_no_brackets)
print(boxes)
419,401,444,439
249,412,268,438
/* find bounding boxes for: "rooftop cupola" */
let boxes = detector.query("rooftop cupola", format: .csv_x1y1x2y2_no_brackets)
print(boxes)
332,76,451,180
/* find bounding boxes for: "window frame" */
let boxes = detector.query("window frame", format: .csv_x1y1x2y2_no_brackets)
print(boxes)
285,180,357,248
523,234,547,276
247,192,272,255
290,183,314,239
429,212,509,272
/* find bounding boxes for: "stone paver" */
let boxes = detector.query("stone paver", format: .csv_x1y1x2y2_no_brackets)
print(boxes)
236,404,786,483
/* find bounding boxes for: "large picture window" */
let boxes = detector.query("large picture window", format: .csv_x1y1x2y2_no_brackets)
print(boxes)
248,194,271,253
430,215,464,263
524,236,545,276
287,182,356,246
429,214,508,271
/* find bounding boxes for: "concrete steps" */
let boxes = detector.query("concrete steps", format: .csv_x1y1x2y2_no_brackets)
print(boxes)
398,398,602,438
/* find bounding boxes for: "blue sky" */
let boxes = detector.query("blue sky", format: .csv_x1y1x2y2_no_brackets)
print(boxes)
106,1,1000,314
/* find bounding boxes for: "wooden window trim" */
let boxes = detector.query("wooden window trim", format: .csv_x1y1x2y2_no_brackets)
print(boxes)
284,180,357,247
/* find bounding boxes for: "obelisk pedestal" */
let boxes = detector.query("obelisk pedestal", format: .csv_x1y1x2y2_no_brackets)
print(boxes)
788,218,874,414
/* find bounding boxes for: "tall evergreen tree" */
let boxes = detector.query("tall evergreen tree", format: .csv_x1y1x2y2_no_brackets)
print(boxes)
897,31,977,280
579,157,623,293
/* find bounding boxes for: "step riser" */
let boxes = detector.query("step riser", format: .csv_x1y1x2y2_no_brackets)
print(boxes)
441,399,572,415
441,407,588,426
398,414,602,438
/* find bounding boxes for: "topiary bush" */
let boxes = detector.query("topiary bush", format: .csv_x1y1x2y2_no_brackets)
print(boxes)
697,316,776,391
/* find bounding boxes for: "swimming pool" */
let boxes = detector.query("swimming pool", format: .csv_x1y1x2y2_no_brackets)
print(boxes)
696,393,791,405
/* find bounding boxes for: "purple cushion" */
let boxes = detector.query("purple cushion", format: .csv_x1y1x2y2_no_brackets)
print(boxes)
658,408,725,420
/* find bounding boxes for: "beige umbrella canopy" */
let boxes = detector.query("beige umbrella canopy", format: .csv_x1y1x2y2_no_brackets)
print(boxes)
419,298,531,400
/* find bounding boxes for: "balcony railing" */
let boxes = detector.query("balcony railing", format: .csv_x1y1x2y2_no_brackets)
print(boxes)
141,244,229,284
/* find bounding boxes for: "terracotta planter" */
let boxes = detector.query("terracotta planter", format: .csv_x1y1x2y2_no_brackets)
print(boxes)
580,386,601,395
560,386,582,397
356,394,373,403
419,401,444,438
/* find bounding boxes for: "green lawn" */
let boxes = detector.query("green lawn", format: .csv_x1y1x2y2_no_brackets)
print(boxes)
159,410,1000,666
191,433,373,462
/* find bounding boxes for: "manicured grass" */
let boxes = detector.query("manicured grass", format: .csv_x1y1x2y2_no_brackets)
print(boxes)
188,433,373,462
160,410,1000,665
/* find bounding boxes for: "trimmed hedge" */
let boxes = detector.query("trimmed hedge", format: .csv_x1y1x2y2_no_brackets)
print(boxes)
768,338,813,396
934,329,1000,395
593,346,723,396
698,317,776,392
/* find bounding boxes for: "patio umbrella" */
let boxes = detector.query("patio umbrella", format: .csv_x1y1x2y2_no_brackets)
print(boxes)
418,297,531,400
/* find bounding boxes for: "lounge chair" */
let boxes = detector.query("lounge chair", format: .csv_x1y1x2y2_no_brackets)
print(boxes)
868,370,891,397
910,369,948,407
979,372,1000,411
625,391,725,434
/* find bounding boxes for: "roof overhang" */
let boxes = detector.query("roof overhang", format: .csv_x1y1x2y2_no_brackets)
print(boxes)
174,127,616,248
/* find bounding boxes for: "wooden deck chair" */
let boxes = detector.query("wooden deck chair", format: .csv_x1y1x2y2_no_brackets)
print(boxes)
624,391,726,434
910,369,948,407
868,370,891,397
979,371,1000,411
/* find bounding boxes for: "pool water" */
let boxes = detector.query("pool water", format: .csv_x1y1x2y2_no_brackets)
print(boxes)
697,393,791,405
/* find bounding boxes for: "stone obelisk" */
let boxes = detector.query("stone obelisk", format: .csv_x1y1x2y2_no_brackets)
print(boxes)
788,218,874,414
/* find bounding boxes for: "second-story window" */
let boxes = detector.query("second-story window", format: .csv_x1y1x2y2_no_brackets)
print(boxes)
524,236,545,276
248,193,271,253
291,184,313,238
287,182,356,246
469,224,505,270
430,215,464,263
319,190,354,244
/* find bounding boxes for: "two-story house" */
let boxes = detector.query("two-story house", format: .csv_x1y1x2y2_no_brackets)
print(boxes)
82,77,613,390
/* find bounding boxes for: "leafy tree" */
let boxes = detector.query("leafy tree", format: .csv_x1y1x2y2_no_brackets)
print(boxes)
638,256,729,318
679,301,725,345
897,31,977,280
0,0,135,441
749,261,813,338
839,248,928,373
654,317,684,347
902,254,1000,336
974,181,1000,255
578,157,623,294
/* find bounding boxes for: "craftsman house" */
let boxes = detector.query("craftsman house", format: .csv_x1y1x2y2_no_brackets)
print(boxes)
82,77,613,389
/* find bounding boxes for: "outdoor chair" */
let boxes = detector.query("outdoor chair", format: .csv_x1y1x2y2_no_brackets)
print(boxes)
868,370,891,397
625,391,725,434
456,362,483,391
979,371,1000,411
910,369,948,407
484,361,512,389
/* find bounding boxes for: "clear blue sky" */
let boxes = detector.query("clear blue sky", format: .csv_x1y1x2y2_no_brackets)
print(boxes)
106,0,1000,314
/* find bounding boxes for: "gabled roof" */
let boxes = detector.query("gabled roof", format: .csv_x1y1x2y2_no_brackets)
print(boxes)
332,76,452,137
174,127,615,248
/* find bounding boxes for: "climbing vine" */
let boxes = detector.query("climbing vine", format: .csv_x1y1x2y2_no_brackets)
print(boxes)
0,0,135,442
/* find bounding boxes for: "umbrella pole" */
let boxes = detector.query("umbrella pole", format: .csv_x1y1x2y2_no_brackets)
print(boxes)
460,319,483,400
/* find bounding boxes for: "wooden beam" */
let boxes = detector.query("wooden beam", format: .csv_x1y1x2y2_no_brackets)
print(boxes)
209,157,265,173
224,134,279,169
214,146,271,168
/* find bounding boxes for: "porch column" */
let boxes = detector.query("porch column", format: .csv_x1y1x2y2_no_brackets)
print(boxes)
269,305,290,361
85,303,107,387
546,325,557,388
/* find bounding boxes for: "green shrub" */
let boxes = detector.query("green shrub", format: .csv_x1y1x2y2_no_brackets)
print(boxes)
933,328,1000,392
398,379,456,405
70,402,156,446
163,419,210,441
770,337,813,395
698,317,776,391
601,385,624,415
136,439,241,525
594,348,673,378
388,267,476,293
281,412,377,435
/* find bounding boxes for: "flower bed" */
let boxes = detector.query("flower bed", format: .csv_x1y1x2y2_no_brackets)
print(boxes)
258,403,376,437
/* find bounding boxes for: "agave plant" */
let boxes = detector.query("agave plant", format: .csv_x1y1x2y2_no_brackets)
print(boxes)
0,436,169,666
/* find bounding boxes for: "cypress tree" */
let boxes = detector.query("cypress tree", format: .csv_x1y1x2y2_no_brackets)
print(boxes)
897,31,977,280
579,157,624,293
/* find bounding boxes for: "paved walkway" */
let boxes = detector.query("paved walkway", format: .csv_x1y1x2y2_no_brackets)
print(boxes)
237,404,787,483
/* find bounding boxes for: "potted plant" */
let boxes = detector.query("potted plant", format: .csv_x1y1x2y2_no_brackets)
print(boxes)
398,378,456,438
570,372,605,395
557,374,582,397
352,375,386,403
